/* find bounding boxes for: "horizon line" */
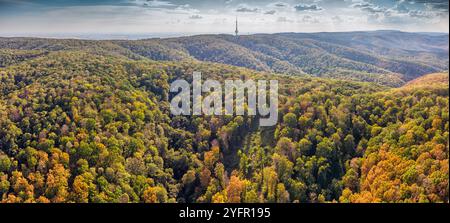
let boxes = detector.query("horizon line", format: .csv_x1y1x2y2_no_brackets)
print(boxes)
0,29,449,41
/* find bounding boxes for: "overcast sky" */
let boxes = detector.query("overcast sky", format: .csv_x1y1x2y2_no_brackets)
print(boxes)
0,0,448,36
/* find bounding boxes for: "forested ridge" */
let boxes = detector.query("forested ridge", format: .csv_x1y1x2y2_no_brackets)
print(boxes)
1,31,448,87
0,36,448,203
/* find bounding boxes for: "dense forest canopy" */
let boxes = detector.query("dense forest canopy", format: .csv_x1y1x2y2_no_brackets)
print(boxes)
0,33,448,203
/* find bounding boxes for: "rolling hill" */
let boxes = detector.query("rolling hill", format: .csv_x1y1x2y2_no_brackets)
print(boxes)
1,30,448,87
403,72,449,88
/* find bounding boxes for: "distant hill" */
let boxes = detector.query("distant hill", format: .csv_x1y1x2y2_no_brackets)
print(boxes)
1,30,448,87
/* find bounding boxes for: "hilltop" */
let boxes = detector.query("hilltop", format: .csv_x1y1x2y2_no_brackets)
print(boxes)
404,72,449,88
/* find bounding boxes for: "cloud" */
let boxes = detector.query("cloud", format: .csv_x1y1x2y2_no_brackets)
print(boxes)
393,3,410,14
142,0,176,8
405,0,449,12
331,15,343,23
295,4,323,12
352,2,386,14
302,15,320,23
408,10,434,19
277,16,293,23
274,2,288,7
189,14,202,19
0,0,448,34
352,0,446,21
236,7,259,13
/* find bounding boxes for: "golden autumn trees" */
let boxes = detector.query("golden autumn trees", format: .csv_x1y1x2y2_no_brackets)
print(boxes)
143,186,168,203
0,44,448,203
340,87,449,203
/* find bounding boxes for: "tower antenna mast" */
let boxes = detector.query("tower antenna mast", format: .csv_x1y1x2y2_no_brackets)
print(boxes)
235,17,239,36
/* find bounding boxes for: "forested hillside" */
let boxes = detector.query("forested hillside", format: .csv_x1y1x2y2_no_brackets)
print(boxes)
0,34,448,203
1,31,448,87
